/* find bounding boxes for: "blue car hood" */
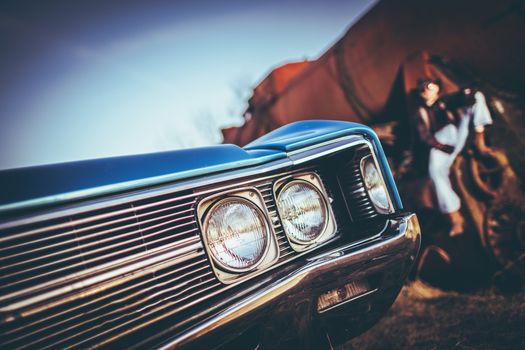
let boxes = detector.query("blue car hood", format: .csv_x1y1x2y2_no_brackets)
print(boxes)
0,120,401,213
246,120,368,152
0,145,284,212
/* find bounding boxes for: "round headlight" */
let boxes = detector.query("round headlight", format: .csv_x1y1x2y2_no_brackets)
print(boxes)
277,180,328,244
204,197,269,272
361,156,391,213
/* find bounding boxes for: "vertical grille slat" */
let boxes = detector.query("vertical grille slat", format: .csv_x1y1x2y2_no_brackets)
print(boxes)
337,145,380,222
257,179,299,264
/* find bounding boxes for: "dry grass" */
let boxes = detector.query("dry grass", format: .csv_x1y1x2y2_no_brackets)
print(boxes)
346,281,525,350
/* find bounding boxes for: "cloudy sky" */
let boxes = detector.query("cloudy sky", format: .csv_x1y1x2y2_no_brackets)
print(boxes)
0,0,375,170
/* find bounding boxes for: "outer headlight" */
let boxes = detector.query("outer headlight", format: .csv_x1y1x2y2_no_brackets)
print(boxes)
360,155,393,214
277,179,328,244
204,197,270,272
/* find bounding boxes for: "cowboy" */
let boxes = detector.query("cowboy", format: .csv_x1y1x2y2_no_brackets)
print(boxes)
414,79,493,236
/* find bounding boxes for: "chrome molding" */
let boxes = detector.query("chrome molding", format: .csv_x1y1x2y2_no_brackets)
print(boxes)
360,153,395,215
273,172,338,252
0,237,202,316
197,187,280,283
1,135,373,230
288,135,366,165
158,214,421,350
0,133,394,349
0,158,290,230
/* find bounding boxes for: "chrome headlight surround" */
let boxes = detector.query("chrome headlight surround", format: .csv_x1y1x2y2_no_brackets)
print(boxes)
360,154,394,214
197,188,279,284
274,172,337,252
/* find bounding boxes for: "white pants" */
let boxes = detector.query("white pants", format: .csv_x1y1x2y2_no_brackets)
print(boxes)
428,92,493,213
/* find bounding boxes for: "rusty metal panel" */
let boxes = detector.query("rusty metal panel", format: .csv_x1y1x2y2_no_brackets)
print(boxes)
223,0,524,145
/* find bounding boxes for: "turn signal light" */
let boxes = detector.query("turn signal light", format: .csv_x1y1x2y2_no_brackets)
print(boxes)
317,280,375,313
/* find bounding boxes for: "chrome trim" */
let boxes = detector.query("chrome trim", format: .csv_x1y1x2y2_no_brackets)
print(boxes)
157,213,421,350
0,134,392,347
0,158,291,230
274,172,338,252
276,179,329,245
359,153,394,214
200,194,273,274
1,136,371,230
289,137,369,166
196,186,282,285
0,237,202,316
287,135,364,161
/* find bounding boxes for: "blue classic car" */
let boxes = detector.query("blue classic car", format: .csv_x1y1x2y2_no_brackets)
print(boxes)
0,120,420,349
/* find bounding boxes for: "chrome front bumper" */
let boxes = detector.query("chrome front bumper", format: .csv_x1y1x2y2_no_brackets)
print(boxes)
156,213,421,350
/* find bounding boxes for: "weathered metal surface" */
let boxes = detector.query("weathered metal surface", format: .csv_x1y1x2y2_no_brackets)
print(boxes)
222,0,524,144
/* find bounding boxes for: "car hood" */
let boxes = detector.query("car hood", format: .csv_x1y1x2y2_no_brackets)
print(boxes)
0,120,393,213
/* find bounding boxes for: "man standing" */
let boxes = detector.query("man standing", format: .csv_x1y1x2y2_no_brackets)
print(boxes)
415,79,493,236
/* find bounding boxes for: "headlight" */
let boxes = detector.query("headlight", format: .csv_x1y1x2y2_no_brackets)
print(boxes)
204,197,270,272
360,155,393,214
277,180,328,244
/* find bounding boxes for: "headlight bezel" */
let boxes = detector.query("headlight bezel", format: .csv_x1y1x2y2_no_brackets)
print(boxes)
202,196,271,273
197,188,280,284
359,154,394,215
274,172,337,252
276,179,329,245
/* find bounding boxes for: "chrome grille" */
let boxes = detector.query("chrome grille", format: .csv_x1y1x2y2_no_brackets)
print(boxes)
0,156,370,349
337,145,379,222
0,191,222,350
0,171,306,349
0,193,200,298
254,182,296,261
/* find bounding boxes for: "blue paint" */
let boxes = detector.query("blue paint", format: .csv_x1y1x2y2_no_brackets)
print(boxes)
0,120,402,213
0,145,285,212
245,120,365,152
246,120,403,210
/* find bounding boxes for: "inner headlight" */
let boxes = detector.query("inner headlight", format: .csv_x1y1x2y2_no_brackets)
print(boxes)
277,180,328,244
360,155,393,214
204,197,270,272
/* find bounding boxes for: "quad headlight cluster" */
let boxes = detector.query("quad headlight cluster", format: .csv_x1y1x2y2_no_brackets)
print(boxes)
198,155,392,284
197,172,337,283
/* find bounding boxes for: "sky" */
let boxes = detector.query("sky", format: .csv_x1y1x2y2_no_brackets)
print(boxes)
0,0,376,170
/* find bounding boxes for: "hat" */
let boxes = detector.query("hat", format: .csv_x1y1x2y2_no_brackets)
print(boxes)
416,77,441,91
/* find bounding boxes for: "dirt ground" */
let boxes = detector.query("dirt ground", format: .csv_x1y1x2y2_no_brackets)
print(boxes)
345,281,525,350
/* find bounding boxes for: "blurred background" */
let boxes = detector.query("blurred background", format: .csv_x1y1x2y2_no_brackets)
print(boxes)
2,0,525,348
